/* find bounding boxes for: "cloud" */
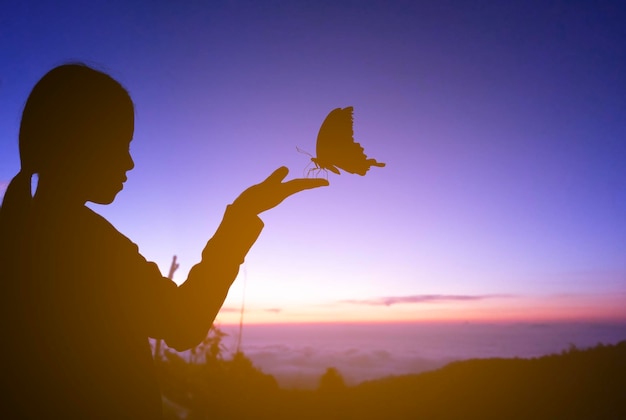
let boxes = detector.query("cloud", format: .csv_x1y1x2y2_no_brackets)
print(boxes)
339,294,511,307
219,306,282,314
218,306,240,313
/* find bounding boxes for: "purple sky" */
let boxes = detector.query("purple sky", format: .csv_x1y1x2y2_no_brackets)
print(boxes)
1,0,625,323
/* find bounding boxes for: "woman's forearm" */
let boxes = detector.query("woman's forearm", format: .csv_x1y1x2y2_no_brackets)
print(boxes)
163,205,263,350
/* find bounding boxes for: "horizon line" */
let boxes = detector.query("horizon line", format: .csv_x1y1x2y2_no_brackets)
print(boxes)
212,318,626,328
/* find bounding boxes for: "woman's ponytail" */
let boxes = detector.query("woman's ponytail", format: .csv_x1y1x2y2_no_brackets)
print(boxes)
0,170,33,238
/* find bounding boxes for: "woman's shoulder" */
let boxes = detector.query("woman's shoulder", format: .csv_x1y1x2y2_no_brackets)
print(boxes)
80,206,139,252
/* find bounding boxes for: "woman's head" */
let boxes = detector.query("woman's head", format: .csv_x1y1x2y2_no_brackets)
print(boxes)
0,64,135,233
21,63,135,204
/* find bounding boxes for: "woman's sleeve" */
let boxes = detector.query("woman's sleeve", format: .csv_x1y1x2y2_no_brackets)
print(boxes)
132,205,263,351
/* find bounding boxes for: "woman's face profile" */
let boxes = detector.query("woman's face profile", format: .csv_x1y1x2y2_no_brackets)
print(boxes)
74,107,135,205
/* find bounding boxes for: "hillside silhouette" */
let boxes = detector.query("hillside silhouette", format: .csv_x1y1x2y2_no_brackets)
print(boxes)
157,338,626,420
343,341,626,420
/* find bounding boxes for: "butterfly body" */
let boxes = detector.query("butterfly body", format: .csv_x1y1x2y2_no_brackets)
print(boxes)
310,156,340,175
312,106,385,176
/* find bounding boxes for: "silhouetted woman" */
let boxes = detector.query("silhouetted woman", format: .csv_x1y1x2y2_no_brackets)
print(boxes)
0,64,327,418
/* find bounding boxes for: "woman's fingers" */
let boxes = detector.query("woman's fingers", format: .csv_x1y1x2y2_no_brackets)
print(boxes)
264,166,289,185
234,167,329,215
280,178,329,198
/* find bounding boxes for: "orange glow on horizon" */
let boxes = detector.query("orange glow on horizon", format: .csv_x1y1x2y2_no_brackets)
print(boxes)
215,292,626,325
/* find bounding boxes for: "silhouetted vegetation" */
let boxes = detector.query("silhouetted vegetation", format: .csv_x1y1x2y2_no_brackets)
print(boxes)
156,326,280,419
156,339,626,419
318,367,347,393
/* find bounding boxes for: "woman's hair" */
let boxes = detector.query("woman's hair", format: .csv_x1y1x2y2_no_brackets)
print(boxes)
0,63,133,238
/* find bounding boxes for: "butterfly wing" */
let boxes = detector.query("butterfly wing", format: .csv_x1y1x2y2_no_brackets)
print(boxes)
315,106,385,176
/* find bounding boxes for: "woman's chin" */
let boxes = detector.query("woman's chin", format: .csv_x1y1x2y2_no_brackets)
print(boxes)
88,185,123,205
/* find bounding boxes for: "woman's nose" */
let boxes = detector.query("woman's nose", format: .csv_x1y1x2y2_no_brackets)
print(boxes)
125,152,135,171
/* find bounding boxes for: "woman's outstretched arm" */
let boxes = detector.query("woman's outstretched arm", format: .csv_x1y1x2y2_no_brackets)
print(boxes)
150,167,327,350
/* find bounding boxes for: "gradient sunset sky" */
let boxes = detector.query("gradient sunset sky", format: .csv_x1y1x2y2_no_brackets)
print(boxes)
1,0,625,324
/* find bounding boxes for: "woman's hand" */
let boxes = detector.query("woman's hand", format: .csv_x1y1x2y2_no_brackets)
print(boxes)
232,166,329,215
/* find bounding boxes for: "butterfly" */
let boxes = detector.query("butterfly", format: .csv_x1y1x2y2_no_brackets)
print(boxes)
299,106,385,176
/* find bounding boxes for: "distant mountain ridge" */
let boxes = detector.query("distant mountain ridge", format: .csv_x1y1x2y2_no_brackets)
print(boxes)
161,340,626,419
337,340,626,419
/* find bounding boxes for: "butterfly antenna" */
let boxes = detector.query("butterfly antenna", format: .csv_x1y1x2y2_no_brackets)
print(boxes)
296,146,313,158
297,146,316,177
